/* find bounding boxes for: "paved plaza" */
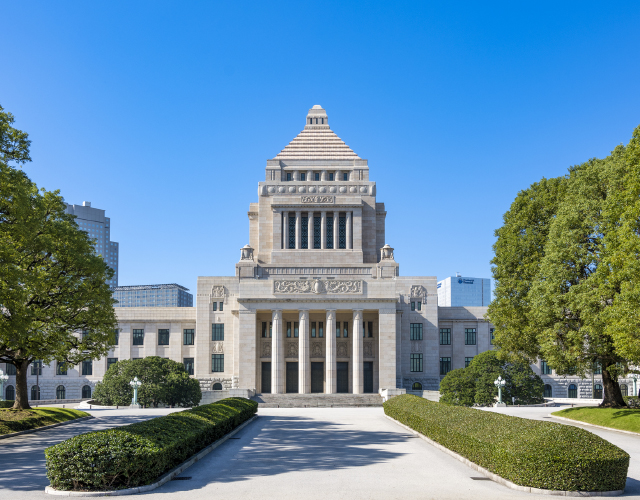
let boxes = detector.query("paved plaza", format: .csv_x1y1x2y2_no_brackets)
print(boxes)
0,405,638,499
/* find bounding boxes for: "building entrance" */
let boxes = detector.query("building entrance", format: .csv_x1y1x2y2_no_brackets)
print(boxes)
337,362,349,393
262,362,271,394
363,361,374,393
286,362,299,393
311,362,324,393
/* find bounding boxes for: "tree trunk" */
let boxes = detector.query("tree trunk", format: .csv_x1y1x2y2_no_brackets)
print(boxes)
13,360,32,410
600,368,627,408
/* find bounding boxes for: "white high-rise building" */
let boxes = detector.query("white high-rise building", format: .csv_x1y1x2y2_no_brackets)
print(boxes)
437,274,491,307
66,201,119,287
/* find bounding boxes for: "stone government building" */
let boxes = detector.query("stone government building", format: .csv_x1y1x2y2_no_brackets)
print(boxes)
3,105,630,402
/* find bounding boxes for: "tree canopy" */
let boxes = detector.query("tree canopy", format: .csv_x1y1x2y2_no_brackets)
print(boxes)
92,357,202,407
487,125,640,408
0,104,117,409
439,350,544,406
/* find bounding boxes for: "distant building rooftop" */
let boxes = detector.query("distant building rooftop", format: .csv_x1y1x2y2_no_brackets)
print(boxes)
113,284,190,292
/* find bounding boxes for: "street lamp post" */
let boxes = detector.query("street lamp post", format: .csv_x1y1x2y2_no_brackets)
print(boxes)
0,370,8,401
630,374,639,398
494,375,507,407
129,377,142,409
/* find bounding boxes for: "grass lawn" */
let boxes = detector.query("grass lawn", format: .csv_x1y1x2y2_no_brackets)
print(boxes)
552,406,640,433
0,407,90,435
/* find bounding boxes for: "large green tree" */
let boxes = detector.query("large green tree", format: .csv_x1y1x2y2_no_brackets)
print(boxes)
0,105,117,409
488,125,640,408
92,357,202,407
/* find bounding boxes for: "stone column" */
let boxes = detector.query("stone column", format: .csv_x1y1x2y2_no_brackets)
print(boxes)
352,310,363,394
237,310,257,390
298,310,310,393
378,308,397,391
295,210,302,249
308,212,314,250
333,212,339,250
346,212,352,250
335,170,341,182
326,310,337,394
321,170,327,181
321,211,327,250
283,211,289,250
271,310,284,393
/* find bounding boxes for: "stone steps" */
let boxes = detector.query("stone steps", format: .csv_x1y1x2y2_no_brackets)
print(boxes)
251,393,383,408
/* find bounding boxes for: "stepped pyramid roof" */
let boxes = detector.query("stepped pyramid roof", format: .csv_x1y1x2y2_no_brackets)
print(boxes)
273,105,361,160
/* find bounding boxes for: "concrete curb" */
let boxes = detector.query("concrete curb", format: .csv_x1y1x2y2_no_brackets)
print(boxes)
44,414,258,497
0,416,94,441
550,413,640,437
384,414,624,497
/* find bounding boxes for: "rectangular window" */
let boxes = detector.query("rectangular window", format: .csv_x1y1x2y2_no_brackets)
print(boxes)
411,302,415,311
336,321,341,337
465,357,474,368
212,324,224,341
301,215,308,249
319,321,324,338
465,328,477,345
294,322,299,338
219,302,223,311
300,173,306,181
82,329,89,341
183,329,195,345
286,172,292,181
287,322,292,338
212,354,224,372
184,358,194,375
158,329,170,345
329,172,334,181
133,329,144,345
410,353,423,372
31,360,42,375
311,322,316,338
82,359,93,376
490,328,495,345
363,321,366,338
593,362,602,375
107,358,118,371
440,357,452,375
338,215,346,249
313,216,321,249
288,216,296,249
6,364,16,375
440,328,451,345
270,322,272,337
262,322,267,338
368,321,373,338
343,322,348,338
57,362,67,375
410,323,423,340
314,172,320,181
343,172,349,181
417,301,422,311
213,302,217,311
112,328,119,345
326,215,333,249
541,360,552,375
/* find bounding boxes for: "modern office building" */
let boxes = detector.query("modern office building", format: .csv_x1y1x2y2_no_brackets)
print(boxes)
437,274,491,307
66,201,119,287
113,284,193,308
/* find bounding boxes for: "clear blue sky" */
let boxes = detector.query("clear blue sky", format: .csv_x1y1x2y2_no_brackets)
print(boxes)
2,2,639,296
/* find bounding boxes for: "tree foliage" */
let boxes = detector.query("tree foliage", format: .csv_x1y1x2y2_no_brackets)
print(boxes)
488,125,640,408
92,357,202,408
439,350,544,406
0,104,117,409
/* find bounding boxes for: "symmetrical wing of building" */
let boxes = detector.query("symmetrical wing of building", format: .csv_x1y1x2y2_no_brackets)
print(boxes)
1,105,635,402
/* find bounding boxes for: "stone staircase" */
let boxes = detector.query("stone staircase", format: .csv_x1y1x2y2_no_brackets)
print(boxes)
251,393,383,408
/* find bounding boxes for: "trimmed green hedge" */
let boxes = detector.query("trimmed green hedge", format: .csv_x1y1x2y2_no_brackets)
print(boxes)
45,397,257,491
0,401,14,409
384,395,629,492
1,408,89,435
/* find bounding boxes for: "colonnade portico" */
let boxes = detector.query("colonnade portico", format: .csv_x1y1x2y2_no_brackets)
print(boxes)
258,307,390,395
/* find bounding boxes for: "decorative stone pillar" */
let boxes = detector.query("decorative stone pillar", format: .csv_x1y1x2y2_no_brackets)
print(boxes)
346,211,352,250
326,310,337,394
307,170,313,181
295,211,302,249
298,310,310,393
352,310,363,394
321,211,327,250
283,211,289,250
308,212,314,250
333,212,339,250
335,170,341,182
271,310,284,394
378,309,396,391
321,170,327,181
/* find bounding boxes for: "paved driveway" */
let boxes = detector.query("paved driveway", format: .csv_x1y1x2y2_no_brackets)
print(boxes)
0,406,638,499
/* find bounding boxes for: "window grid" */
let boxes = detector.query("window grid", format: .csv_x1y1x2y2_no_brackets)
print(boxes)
212,324,224,341
57,362,67,376
288,216,296,249
183,329,195,345
107,358,118,371
212,354,224,372
82,359,93,376
417,301,422,311
440,357,452,375
326,215,333,249
56,385,66,400
410,323,423,340
465,328,477,345
313,217,321,249
184,358,194,375
311,321,316,338
301,216,308,249
440,328,451,345
319,321,324,338
338,216,346,248
410,353,423,372
213,302,217,311
541,360,552,375
411,302,415,311
31,360,43,376
158,329,170,345
343,322,348,337
294,322,299,338
132,329,144,346
465,356,474,368
287,322,292,338
368,321,373,338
